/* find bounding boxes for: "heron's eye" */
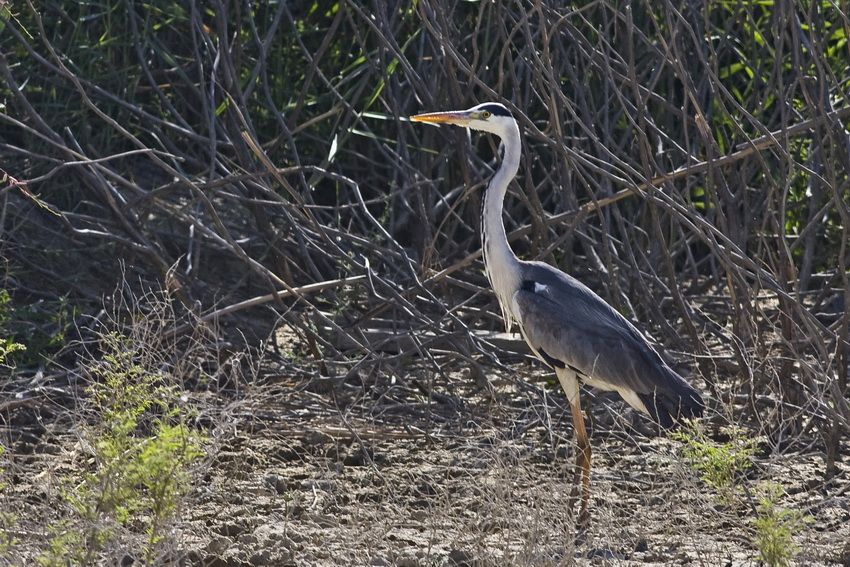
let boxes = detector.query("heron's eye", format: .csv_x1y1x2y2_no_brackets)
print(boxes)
481,110,492,119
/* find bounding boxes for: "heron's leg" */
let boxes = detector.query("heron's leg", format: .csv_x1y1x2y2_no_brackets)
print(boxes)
570,399,591,529
555,368,591,528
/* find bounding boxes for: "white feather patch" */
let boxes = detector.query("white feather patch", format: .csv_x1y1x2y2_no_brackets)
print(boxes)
533,282,548,294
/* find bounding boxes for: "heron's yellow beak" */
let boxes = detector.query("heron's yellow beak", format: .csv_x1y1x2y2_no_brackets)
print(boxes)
410,110,472,126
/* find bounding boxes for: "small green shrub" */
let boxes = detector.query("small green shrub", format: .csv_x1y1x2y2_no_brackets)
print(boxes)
673,424,756,497
0,444,16,556
0,287,77,368
39,331,205,565
36,522,87,567
0,290,26,366
754,483,802,567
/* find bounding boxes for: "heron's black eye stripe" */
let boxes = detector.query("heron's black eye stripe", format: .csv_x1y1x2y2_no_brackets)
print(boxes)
479,103,512,117
520,280,536,292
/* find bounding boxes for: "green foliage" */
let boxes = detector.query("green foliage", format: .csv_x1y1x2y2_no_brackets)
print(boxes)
676,427,806,564
0,444,5,491
0,335,26,365
753,483,803,567
134,422,205,553
0,1,11,34
36,522,87,567
674,424,756,497
0,290,26,366
0,512,16,559
0,288,77,368
0,444,16,556
39,331,205,565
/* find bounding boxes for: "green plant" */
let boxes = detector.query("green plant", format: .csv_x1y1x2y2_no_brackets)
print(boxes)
36,522,86,567
674,424,756,497
0,290,26,366
0,444,16,556
753,483,803,567
0,287,78,368
39,331,205,565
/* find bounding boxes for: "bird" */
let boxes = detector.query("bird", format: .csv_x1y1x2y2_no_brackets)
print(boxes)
411,102,704,528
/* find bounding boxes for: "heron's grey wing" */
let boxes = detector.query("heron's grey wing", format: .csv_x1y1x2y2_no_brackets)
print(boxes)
513,261,703,427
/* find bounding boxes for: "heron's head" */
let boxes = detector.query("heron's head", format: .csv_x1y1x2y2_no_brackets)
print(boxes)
411,102,515,137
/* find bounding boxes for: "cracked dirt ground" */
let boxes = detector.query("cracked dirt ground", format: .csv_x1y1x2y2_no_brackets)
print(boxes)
5,363,849,566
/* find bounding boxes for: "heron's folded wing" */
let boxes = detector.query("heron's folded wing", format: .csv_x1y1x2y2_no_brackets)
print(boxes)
512,283,704,426
512,287,653,390
516,281,701,393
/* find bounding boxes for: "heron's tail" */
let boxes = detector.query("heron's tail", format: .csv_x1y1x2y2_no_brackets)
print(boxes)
638,369,704,429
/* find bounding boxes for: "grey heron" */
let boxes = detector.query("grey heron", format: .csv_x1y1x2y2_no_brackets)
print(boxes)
411,102,704,527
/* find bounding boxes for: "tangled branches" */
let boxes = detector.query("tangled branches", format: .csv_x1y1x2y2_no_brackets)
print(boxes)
1,1,848,466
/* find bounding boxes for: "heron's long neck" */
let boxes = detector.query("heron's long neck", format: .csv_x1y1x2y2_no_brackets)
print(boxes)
482,124,522,330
